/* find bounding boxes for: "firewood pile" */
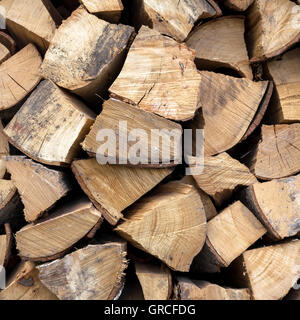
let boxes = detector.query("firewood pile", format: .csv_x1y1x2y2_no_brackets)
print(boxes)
0,0,299,301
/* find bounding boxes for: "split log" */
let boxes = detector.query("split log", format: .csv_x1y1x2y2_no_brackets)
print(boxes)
109,26,202,121
175,278,250,300
188,152,257,206
40,7,134,104
37,242,127,300
0,120,9,179
0,31,16,64
241,240,300,300
4,80,95,166
266,47,300,123
248,124,300,180
115,182,207,272
0,44,42,113
119,272,145,300
6,156,71,222
132,0,221,42
6,0,60,52
0,261,58,300
189,71,269,155
80,0,123,23
135,262,172,300
240,175,300,239
81,98,182,167
72,158,172,225
246,0,300,62
192,201,266,273
15,198,103,261
186,16,252,79
0,224,12,267
223,0,253,11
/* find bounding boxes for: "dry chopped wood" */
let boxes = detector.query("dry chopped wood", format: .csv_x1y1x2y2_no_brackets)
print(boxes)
186,16,252,78
0,223,12,267
15,198,102,261
115,182,207,272
4,80,95,166
37,242,127,300
135,262,172,300
175,278,251,300
72,158,172,225
223,0,253,11
40,7,134,103
241,175,300,239
109,26,202,121
81,98,182,167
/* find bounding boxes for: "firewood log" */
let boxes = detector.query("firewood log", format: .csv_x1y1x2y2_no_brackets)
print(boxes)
132,0,221,42
0,120,9,179
72,158,172,225
0,223,11,267
223,0,253,11
109,26,202,121
0,31,16,64
0,44,42,113
248,124,300,180
192,201,266,273
80,0,123,23
3,80,95,166
6,156,71,222
246,0,300,62
174,278,250,300
188,153,257,206
186,16,252,78
5,0,60,52
135,262,172,300
115,182,207,272
15,198,103,261
37,242,127,300
240,175,300,239
0,261,58,300
81,98,182,167
40,6,134,104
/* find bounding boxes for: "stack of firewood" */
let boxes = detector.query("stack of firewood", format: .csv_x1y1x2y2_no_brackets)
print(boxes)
0,0,299,300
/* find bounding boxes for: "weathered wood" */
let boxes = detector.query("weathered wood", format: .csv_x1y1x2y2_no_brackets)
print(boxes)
82,98,182,167
37,242,127,300
72,158,172,225
16,198,102,261
116,182,207,272
0,223,12,267
4,80,95,166
132,0,221,42
223,0,253,11
0,32,16,56
40,7,134,103
189,153,257,206
0,261,58,300
246,0,300,62
241,175,300,239
109,26,202,121
175,278,251,300
0,120,9,179
186,16,252,78
0,44,42,112
135,262,172,300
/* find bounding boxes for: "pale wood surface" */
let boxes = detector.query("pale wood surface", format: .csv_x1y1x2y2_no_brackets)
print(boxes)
0,224,11,266
224,0,254,11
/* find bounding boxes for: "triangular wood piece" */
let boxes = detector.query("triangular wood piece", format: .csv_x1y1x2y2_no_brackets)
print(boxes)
6,0,59,52
16,198,103,261
81,98,182,167
247,0,300,61
248,124,300,180
40,7,134,103
242,240,300,300
224,0,253,11
71,158,173,225
109,26,202,121
37,242,127,300
115,182,207,272
132,0,221,42
186,16,252,78
0,44,42,112
0,261,58,300
188,152,257,206
241,174,300,239
135,262,172,300
0,223,11,267
4,80,95,166
6,156,71,222
189,71,269,155
174,278,250,300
